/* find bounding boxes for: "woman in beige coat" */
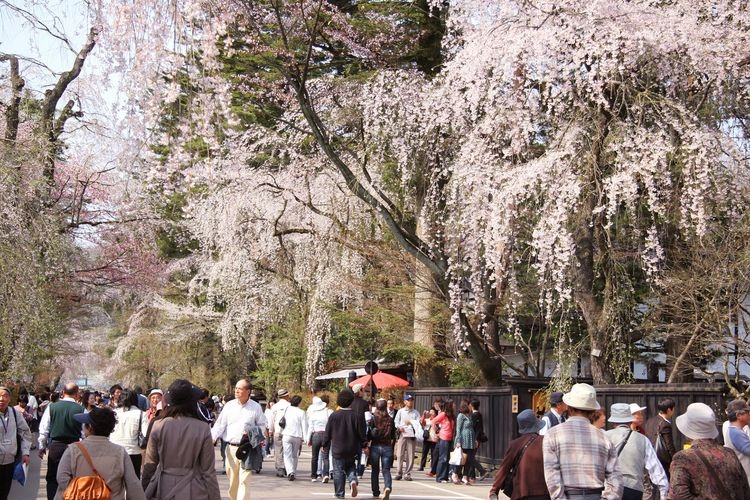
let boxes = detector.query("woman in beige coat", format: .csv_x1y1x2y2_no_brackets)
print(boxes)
141,379,220,500
56,406,146,500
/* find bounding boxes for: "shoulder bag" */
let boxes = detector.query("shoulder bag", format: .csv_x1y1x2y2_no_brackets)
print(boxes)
278,407,288,429
62,443,112,499
502,434,538,498
138,411,148,449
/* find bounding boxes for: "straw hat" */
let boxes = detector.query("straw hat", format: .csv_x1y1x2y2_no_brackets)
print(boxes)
675,403,718,440
562,383,600,411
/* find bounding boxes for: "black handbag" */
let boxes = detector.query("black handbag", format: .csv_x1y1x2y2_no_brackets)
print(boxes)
278,408,288,429
137,412,148,449
502,434,537,497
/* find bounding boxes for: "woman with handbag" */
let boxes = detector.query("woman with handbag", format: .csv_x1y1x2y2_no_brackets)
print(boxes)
141,379,220,500
431,399,456,483
451,400,476,485
111,389,148,478
56,406,146,500
489,409,550,500
418,408,438,472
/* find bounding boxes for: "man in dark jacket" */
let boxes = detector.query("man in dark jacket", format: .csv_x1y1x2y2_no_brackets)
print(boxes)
642,398,676,477
490,409,550,500
350,384,369,477
326,389,368,498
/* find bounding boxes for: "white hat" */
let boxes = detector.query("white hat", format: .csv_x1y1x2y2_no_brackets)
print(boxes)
148,389,163,397
352,383,364,394
676,402,718,440
608,403,634,423
629,403,647,414
562,383,600,411
308,396,327,412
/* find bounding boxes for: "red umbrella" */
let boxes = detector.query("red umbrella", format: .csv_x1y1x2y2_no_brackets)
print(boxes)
348,371,409,390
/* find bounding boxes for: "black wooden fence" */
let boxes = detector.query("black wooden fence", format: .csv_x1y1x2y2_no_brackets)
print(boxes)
411,380,729,467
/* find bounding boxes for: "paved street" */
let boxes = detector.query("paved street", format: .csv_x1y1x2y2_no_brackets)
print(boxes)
11,446,498,499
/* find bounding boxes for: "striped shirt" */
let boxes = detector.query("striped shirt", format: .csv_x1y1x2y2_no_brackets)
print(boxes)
542,416,623,500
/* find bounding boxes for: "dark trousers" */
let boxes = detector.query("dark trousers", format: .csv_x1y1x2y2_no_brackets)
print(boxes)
419,440,436,469
311,431,327,478
453,447,476,480
46,441,73,500
129,453,142,478
0,462,14,500
435,439,451,482
622,487,644,500
332,456,357,498
473,443,486,477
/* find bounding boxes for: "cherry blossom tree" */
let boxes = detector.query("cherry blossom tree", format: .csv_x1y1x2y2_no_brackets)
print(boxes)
103,0,750,386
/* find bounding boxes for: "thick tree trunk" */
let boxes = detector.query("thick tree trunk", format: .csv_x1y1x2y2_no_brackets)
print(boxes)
573,113,615,385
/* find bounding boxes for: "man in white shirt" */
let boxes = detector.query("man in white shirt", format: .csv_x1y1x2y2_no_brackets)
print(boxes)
394,394,422,481
271,389,291,477
211,379,267,500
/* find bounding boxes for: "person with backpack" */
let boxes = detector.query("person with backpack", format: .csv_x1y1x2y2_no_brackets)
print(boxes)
56,406,145,500
369,399,396,499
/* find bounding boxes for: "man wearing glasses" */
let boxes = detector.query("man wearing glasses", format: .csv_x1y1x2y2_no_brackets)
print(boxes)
212,379,267,500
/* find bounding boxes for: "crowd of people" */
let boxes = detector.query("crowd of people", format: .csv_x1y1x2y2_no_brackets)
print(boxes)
3,379,750,499
491,383,750,500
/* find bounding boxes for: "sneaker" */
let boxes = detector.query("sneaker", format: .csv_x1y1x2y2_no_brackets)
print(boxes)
312,477,318,482
289,473,295,481
489,494,499,500
350,481,358,498
383,487,391,500
479,471,490,482
323,476,330,483
439,479,449,483
394,475,402,481
404,475,412,481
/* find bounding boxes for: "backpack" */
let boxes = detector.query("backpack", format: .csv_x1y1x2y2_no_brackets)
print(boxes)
62,443,112,500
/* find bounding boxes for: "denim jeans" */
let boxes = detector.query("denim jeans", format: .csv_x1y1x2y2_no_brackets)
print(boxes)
435,439,451,482
370,444,393,496
332,456,357,498
311,431,329,478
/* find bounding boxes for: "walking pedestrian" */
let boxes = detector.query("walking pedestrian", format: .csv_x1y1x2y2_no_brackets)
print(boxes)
469,399,489,481
271,389,291,477
369,399,396,500
431,399,456,483
451,399,476,485
542,383,623,499
282,395,307,481
394,394,421,481
669,402,750,499
57,406,146,500
38,383,83,500
490,409,550,500
111,389,148,479
307,396,332,482
0,386,31,500
210,379,266,499
643,398,676,478
142,379,221,499
540,392,566,435
604,403,668,500
418,408,437,472
325,389,368,499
